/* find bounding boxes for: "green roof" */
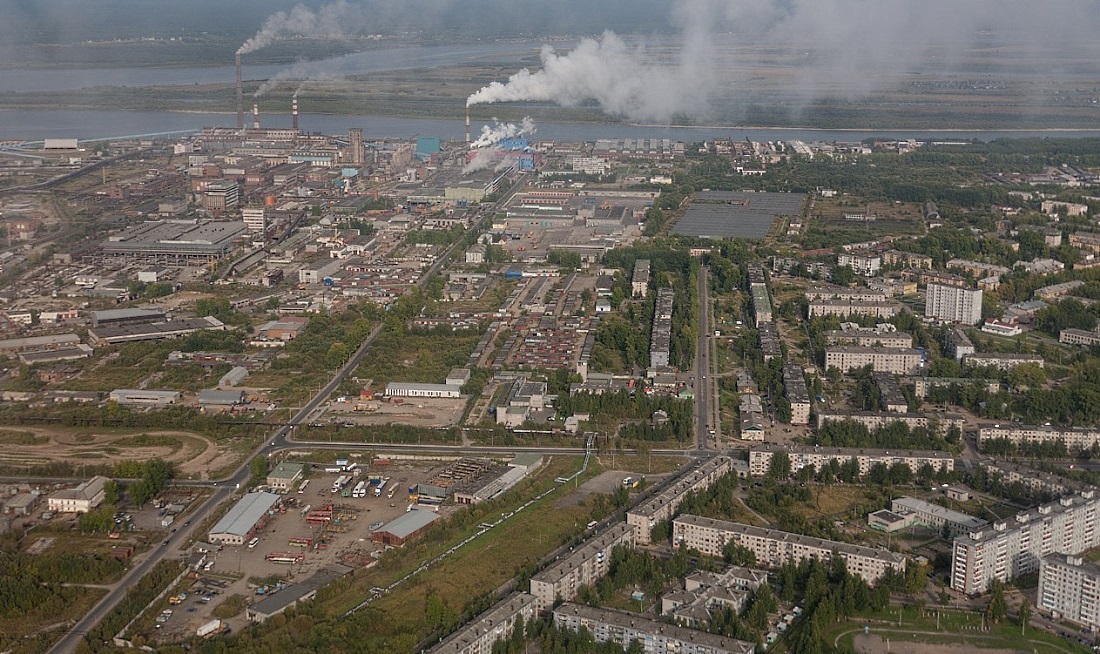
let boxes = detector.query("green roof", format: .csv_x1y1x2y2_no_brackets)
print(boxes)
268,462,305,480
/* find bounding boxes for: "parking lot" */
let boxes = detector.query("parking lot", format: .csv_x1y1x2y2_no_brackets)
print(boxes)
144,459,466,643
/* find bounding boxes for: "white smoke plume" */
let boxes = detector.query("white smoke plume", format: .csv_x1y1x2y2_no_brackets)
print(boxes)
466,0,1100,122
470,117,537,149
463,149,521,175
255,59,341,97
466,31,709,123
238,0,362,55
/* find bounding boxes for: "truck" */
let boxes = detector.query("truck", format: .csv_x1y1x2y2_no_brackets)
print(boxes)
373,485,382,497
332,475,349,493
197,620,224,638
352,481,367,498
161,515,175,528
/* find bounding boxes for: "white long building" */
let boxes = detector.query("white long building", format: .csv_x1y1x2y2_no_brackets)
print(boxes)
951,491,1100,595
385,382,462,398
824,346,923,375
428,592,538,654
554,603,755,654
673,515,905,585
978,423,1100,453
626,456,734,544
748,445,954,479
529,524,634,611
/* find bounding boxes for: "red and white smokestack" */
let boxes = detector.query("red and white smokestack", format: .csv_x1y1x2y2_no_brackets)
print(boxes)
252,103,260,129
292,96,299,131
465,105,471,146
235,53,244,130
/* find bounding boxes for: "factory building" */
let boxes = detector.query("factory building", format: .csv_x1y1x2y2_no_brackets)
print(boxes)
108,389,181,406
266,462,304,492
372,509,441,547
88,316,226,347
100,220,247,264
385,382,462,399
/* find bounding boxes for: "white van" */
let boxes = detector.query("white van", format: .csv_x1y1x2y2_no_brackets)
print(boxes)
247,537,259,549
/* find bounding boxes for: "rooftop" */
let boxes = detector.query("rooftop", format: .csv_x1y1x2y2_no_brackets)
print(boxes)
378,509,441,539
209,492,280,538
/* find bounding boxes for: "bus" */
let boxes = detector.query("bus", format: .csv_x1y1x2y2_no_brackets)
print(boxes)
247,537,259,549
297,479,309,494
352,481,367,498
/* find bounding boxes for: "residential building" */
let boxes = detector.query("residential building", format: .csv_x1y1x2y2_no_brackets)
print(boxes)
530,524,635,611
748,445,954,479
673,515,905,584
650,288,674,368
946,259,1010,279
815,410,962,434
783,363,811,425
465,243,486,264
47,476,108,514
945,328,975,362
632,259,651,298
963,353,1044,371
824,346,923,375
553,603,755,654
242,207,267,232
871,372,908,413
978,423,1100,453
627,456,734,544
882,250,933,269
837,250,882,276
429,592,538,654
823,326,913,349
951,491,1100,595
925,284,982,325
808,300,899,318
1038,554,1100,630
805,286,888,303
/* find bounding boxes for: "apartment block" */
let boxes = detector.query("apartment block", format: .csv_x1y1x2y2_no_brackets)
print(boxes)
824,346,923,375
529,524,634,611
946,259,1011,279
809,300,900,319
632,259,651,298
1038,554,1100,630
882,250,933,269
782,363,811,425
553,603,754,654
951,491,1100,595
1060,329,1100,348
751,284,773,326
945,328,975,362
963,353,1044,371
823,327,913,349
650,287,674,369
805,286,888,303
626,456,734,545
748,445,954,479
815,409,963,434
981,461,1080,497
428,592,538,654
978,423,1100,453
837,251,882,276
925,283,982,325
871,372,908,413
673,515,905,584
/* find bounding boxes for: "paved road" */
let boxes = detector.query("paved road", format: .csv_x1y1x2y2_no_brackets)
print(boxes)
47,176,518,654
694,265,713,451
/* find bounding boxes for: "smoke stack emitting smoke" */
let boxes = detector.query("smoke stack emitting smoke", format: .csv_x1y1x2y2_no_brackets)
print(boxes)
292,94,299,131
252,103,260,129
235,53,243,130
463,117,537,174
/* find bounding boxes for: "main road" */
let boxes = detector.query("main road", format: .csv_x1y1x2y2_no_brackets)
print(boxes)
46,187,506,654
694,265,715,451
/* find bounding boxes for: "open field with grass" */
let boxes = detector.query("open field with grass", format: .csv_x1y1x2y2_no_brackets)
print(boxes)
827,608,1091,654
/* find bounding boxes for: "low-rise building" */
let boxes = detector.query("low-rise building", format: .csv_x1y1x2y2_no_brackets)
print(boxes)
372,509,441,547
109,389,181,406
385,382,462,399
808,300,900,319
815,409,962,434
208,492,280,545
1059,329,1100,348
978,423,1100,453
673,515,905,584
47,476,108,514
428,592,538,654
890,496,987,536
266,462,304,491
963,353,1044,371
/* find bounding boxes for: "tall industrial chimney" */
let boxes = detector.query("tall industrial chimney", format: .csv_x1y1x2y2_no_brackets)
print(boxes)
252,103,260,129
235,53,244,130
292,95,299,131
465,105,471,146
349,128,363,165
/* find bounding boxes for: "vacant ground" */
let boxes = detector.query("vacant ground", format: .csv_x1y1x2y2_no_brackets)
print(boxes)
853,635,1021,654
0,428,228,479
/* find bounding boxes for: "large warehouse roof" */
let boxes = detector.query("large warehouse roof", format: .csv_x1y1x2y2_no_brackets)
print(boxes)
672,191,805,240
102,220,247,256
209,492,280,538
379,509,440,539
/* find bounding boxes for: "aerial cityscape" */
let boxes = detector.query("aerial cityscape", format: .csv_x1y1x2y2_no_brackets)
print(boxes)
4,2,1100,654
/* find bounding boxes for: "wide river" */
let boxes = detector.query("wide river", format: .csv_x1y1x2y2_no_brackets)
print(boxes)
3,109,1100,143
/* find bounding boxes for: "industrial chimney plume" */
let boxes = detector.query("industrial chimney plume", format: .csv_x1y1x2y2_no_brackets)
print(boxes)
465,105,471,146
252,103,260,129
235,53,244,130
292,94,299,131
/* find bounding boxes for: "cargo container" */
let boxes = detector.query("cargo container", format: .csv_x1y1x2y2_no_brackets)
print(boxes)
197,620,224,638
352,481,367,498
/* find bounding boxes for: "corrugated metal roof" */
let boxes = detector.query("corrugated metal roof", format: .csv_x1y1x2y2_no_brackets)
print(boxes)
379,509,440,539
209,492,280,538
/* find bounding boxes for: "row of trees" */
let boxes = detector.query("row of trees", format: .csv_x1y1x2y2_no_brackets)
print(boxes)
813,418,962,453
